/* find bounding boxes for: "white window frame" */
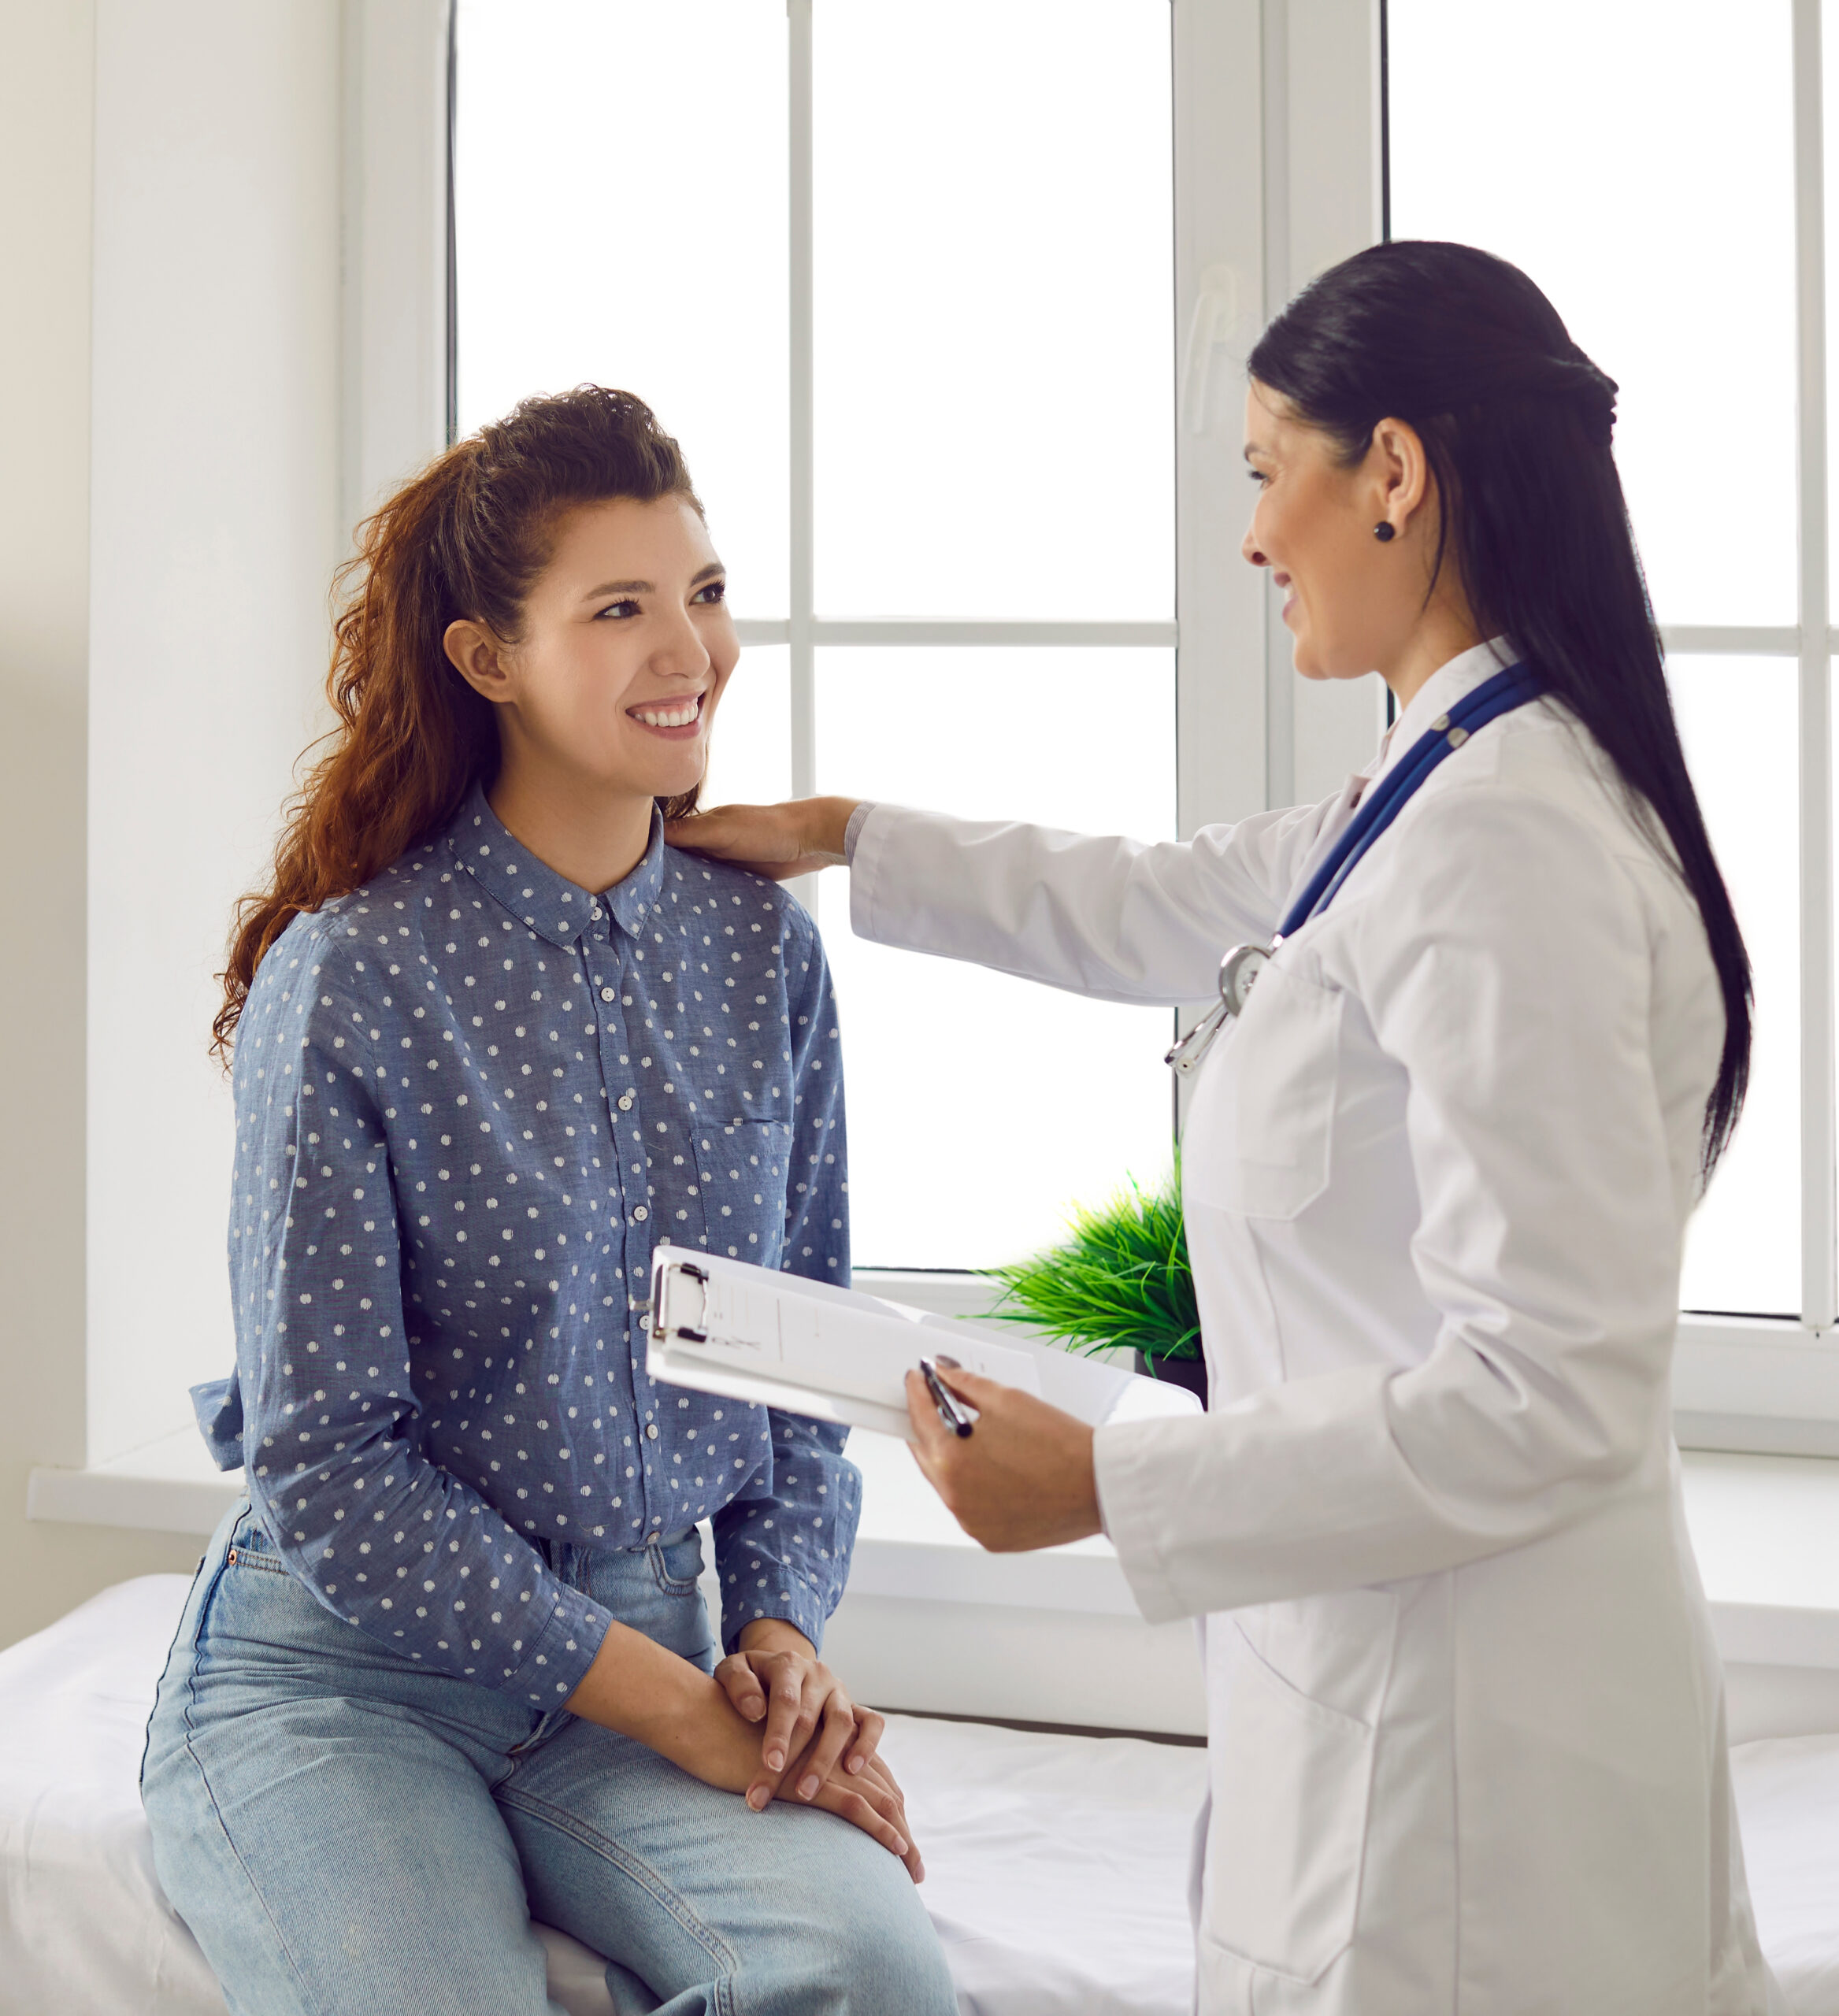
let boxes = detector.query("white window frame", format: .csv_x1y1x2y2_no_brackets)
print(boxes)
72,0,1821,1485
32,0,1837,1652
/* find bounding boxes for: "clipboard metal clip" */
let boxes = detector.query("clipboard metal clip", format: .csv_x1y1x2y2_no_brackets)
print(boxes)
649,1253,710,1347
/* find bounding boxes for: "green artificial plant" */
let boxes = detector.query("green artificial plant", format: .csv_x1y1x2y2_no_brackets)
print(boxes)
982,1163,1200,1364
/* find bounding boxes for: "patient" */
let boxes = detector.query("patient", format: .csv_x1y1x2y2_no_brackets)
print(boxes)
139,386,955,2016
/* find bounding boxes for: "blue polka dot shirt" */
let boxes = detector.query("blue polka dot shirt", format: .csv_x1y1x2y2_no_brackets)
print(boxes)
191,787,860,1706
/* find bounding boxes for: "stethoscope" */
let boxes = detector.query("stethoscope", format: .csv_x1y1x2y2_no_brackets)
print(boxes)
1166,663,1544,1077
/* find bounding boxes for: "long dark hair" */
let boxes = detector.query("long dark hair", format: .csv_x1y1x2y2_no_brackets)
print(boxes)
214,385,703,1056
1249,239,1750,1177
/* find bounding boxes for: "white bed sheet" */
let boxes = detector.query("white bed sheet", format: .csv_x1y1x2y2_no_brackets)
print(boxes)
0,1575,1203,2016
6,1574,1837,2015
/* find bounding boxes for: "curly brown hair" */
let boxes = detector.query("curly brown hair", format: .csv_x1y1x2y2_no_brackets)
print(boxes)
213,385,703,1057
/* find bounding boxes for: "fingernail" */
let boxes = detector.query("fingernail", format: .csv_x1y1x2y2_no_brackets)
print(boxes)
747,1788,767,1811
894,1836,909,1855
766,1748,783,1770
799,1774,820,1799
847,1755,864,1773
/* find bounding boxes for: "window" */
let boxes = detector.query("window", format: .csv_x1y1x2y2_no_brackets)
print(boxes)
1390,0,1826,1337
454,0,1181,1269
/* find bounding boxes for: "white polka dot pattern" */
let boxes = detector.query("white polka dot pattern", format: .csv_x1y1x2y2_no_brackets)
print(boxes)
193,789,860,1703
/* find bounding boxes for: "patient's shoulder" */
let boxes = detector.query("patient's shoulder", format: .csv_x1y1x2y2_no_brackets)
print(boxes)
658,843,821,960
244,848,437,1030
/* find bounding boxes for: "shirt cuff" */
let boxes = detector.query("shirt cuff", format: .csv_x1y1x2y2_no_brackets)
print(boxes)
501,1583,614,1707
843,800,877,864
719,1571,833,1658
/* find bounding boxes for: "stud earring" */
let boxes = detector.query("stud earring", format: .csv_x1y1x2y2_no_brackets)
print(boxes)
1374,522,1396,543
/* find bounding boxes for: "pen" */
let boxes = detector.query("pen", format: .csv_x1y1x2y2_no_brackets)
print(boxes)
919,1356,973,1439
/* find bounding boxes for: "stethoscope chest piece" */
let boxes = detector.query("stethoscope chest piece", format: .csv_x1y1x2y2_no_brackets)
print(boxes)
1219,942,1270,1015
1166,939,1274,1077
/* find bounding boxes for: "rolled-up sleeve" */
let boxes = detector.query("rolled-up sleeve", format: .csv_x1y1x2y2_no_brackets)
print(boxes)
230,952,613,1703
712,912,862,1653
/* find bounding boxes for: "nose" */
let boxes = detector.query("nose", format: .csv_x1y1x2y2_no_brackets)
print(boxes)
1242,524,1268,569
652,603,711,681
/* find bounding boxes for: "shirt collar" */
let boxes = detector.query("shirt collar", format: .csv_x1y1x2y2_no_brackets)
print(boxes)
444,784,667,947
1370,635,1520,787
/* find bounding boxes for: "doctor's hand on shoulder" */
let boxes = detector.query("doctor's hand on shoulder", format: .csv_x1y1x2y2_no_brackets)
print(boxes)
666,797,860,880
903,1362,1103,1552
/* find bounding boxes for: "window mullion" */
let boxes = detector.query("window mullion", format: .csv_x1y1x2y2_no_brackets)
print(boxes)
1795,0,1835,1331
788,0,816,805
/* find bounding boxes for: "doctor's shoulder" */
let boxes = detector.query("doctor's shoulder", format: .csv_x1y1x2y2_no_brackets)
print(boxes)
1371,758,1659,955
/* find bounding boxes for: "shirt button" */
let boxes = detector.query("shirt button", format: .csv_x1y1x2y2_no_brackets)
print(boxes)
617,1092,634,1111
600,987,615,1002
633,1205,648,1221
646,1423,659,1440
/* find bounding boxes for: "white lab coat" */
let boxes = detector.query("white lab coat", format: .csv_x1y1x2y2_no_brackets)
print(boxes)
847,640,1781,2015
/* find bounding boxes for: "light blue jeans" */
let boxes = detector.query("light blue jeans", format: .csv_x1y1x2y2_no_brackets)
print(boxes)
142,1501,955,2016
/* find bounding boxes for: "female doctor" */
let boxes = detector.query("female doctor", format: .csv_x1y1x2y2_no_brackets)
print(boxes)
671,241,1781,2015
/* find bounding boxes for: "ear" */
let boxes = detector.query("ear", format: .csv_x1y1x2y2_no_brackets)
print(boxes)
444,618,514,704
1368,417,1432,538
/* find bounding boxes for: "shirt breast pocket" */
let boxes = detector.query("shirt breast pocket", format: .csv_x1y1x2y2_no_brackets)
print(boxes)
1184,960,1344,1221
693,1117,795,1264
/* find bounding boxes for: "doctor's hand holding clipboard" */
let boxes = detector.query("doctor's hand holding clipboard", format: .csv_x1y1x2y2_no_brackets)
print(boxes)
672,241,1782,2016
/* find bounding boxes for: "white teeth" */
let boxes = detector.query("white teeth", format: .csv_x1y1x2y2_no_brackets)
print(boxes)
634,702,699,728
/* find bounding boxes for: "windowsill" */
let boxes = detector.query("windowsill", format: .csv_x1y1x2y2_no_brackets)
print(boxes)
27,1431,1839,1666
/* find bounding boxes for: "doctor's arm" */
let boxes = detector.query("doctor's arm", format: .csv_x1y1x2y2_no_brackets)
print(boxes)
669,794,1337,1007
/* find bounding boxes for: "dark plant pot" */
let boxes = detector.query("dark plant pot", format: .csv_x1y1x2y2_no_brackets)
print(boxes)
1133,1349,1208,1408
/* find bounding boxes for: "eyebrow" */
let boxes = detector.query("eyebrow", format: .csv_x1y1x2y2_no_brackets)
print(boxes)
580,561,725,601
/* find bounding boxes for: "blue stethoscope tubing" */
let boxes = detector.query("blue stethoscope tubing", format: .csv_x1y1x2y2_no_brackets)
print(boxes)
1166,662,1544,1073
1279,662,1544,936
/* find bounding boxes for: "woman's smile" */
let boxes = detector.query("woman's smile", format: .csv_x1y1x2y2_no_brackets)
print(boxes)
628,689,708,738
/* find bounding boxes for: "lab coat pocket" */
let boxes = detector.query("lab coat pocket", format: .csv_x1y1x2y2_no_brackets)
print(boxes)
1203,1622,1379,1984
1185,961,1343,1221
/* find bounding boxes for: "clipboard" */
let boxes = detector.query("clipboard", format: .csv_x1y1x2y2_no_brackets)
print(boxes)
646,1243,1203,1442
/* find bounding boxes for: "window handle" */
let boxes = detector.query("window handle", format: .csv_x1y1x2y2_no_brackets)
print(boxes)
1180,264,1243,436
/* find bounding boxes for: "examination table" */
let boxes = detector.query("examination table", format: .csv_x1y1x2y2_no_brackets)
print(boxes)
2,1574,1834,2014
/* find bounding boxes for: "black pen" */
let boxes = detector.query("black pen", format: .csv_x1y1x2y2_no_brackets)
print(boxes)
919,1356,973,1439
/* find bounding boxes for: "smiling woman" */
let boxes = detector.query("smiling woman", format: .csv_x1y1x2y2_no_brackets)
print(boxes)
440,494,737,897
150,385,957,2016
214,387,724,1047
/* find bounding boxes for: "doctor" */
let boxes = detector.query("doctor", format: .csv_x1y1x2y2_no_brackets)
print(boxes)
672,241,1780,2014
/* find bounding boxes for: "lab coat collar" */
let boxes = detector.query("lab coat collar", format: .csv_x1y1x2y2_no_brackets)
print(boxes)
1370,636,1520,788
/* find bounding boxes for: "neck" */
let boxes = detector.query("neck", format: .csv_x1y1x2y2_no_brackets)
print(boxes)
1377,603,1487,713
488,750,656,895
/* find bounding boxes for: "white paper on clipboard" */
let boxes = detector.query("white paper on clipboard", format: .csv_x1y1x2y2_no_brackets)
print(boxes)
645,1243,1202,1443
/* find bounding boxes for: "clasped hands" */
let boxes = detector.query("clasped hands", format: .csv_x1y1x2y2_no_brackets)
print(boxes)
716,1618,922,1881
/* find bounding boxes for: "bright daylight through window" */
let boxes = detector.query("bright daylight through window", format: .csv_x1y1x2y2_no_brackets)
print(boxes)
454,0,1176,1271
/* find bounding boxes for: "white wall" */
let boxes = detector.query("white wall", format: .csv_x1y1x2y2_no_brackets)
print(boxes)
0,0,206,1640
85,0,345,1466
